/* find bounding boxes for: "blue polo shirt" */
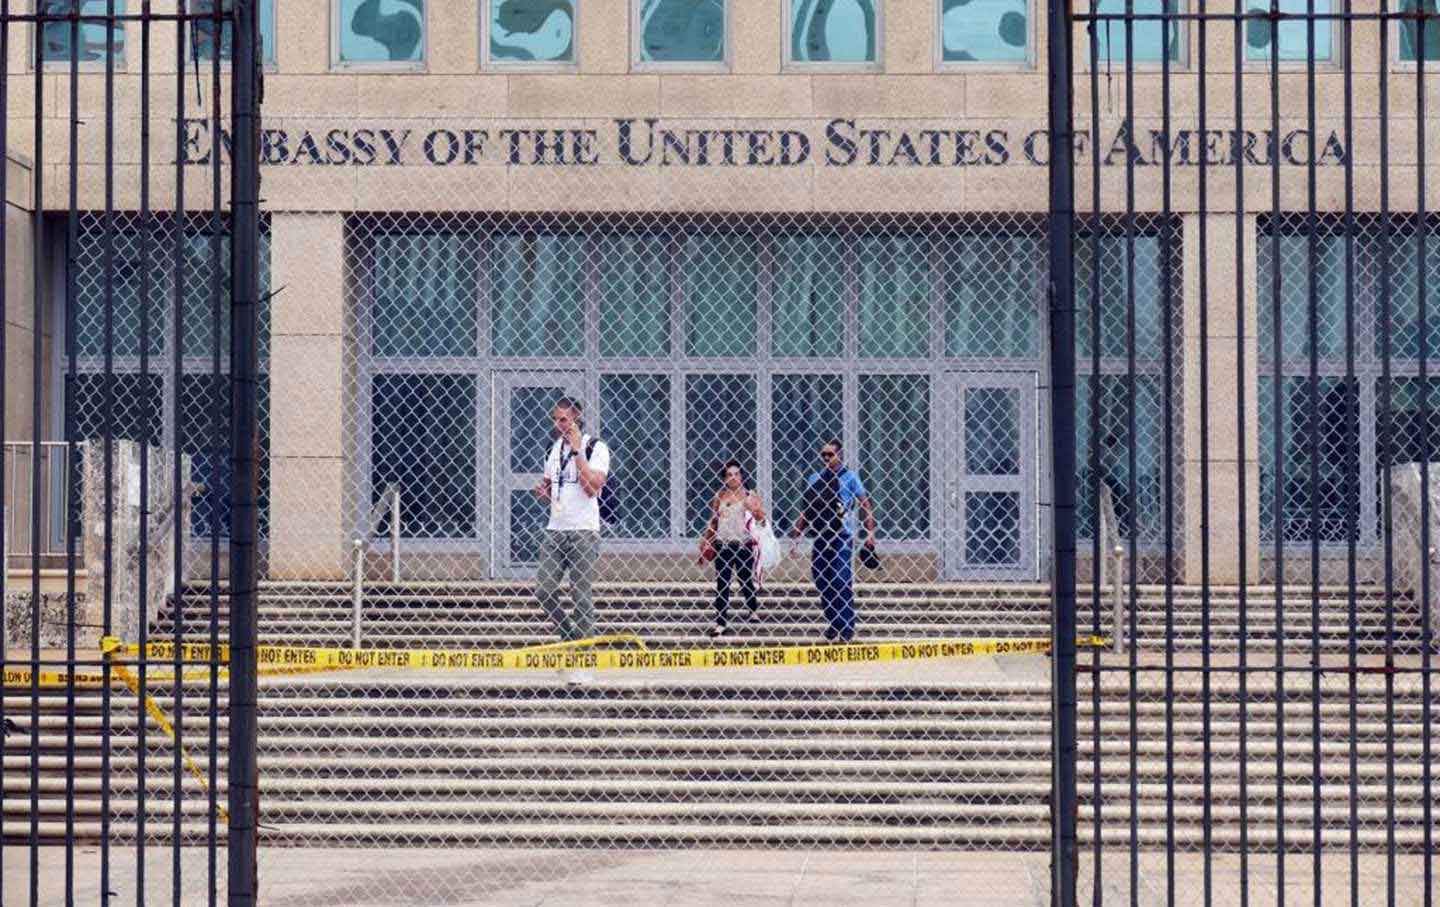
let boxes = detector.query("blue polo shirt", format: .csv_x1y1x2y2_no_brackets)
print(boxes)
805,468,868,539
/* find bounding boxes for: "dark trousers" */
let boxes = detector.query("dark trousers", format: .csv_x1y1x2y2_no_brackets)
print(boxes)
713,541,759,627
811,535,856,641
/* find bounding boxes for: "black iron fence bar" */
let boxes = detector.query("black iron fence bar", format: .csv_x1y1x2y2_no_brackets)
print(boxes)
1304,1,1323,899
1195,5,1214,901
228,1,263,903
1085,10,1105,907
172,3,191,898
1075,10,1439,20
27,12,45,905
1158,21,1178,903
62,8,80,902
1413,17,1434,907
208,1,227,897
1122,4,1141,902
100,0,119,893
137,0,156,897
1341,4,1360,905
1376,3,1397,904
4,11,232,22
1229,2,1251,899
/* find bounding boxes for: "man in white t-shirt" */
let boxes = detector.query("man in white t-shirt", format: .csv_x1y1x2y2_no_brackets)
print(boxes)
533,398,611,660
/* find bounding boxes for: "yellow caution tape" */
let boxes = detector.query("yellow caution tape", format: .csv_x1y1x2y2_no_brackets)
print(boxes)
7,635,1110,687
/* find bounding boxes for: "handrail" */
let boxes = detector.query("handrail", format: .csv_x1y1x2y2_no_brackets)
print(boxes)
351,484,402,646
1097,482,1126,654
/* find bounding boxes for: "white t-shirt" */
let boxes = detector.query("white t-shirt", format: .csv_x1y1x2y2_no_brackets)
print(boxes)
544,435,611,532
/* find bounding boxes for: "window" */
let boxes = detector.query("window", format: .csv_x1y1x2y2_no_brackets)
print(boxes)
636,0,726,64
489,232,586,358
487,0,576,65
371,374,476,539
859,374,931,540
39,0,125,65
372,232,480,358
600,374,673,539
334,0,424,66
1399,0,1440,63
858,235,930,359
945,235,1042,357
683,233,758,358
685,374,757,535
772,233,846,358
940,0,1029,63
599,234,672,357
1244,0,1332,62
771,374,844,534
192,0,278,65
787,0,879,65
1091,0,1182,64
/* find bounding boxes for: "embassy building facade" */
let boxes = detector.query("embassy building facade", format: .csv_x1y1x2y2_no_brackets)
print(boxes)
4,0,1440,588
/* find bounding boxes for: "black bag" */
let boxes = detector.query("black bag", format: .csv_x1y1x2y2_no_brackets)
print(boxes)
802,469,847,540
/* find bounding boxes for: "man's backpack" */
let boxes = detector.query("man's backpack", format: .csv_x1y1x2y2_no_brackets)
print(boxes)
584,437,619,525
801,469,847,540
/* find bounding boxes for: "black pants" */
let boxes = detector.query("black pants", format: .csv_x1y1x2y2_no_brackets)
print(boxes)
713,541,759,627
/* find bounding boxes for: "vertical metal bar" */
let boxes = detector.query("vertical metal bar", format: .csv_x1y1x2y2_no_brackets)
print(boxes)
1,0,12,892
1232,2,1252,901
1121,3,1140,902
100,1,120,895
1195,5,1213,903
171,4,189,899
1339,3,1359,905
1266,0,1288,888
63,5,80,901
26,2,44,903
137,2,154,899
1376,5,1397,904
208,2,226,898
1411,14,1432,907
1086,8,1106,904
228,0,263,902
1302,1,1323,899
1157,4,1177,898
1047,0,1078,901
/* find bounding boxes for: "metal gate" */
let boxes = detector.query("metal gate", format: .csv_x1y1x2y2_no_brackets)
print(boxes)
1047,1,1438,905
0,1,262,904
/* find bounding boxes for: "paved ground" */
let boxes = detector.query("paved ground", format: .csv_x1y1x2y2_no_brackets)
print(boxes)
5,847,1435,906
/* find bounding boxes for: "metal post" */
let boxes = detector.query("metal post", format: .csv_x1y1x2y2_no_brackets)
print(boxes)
1045,0,1078,900
1111,544,1125,655
390,490,401,583
353,538,365,648
228,1,263,904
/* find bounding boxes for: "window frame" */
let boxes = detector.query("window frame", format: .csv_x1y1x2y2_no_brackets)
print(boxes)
1392,0,1440,67
330,0,428,72
934,0,1037,71
630,0,731,72
33,0,128,72
781,0,885,72
1080,0,1189,70
186,0,280,70
481,0,580,72
1239,0,1340,68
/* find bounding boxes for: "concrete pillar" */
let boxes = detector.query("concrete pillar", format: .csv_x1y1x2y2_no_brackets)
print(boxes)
1183,212,1262,584
268,213,348,580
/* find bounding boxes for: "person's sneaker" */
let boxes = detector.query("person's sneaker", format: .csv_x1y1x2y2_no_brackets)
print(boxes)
708,623,728,638
564,669,594,685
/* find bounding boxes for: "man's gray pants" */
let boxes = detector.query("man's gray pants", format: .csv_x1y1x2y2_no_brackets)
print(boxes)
535,529,600,641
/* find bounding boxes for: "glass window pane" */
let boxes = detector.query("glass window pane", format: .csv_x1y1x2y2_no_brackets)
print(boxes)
601,374,672,539
639,0,725,62
965,387,1021,475
772,232,846,358
1076,375,1167,543
965,491,1021,565
40,1,125,63
508,490,549,564
685,374,756,536
599,234,671,357
371,374,477,539
338,0,425,63
771,374,844,535
178,375,271,539
941,0,1028,62
1245,0,1331,61
1259,375,1360,544
1256,232,1349,362
1075,233,1166,361
859,374,930,540
490,232,585,358
1379,229,1440,362
684,234,758,357
945,234,1041,358
789,0,878,62
858,235,930,359
74,373,164,445
75,225,166,358
373,232,480,358
1092,0,1182,63
192,0,278,64
1400,0,1440,62
490,0,577,63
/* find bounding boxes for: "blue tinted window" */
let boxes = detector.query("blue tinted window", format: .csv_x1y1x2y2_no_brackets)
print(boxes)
789,0,878,63
40,1,125,64
639,0,725,63
1400,0,1440,62
941,0,1028,63
337,0,424,64
1092,0,1182,63
1245,0,1332,61
490,0,576,64
192,0,278,64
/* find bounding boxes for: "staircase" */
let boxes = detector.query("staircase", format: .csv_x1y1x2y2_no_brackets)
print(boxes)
4,581,1435,849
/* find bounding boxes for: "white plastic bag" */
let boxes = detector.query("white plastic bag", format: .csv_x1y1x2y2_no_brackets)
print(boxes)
755,522,784,573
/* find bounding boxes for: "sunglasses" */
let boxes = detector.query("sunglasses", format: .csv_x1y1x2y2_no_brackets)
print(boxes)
819,451,837,460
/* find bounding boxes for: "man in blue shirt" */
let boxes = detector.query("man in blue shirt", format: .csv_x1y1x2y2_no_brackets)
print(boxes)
789,439,877,643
